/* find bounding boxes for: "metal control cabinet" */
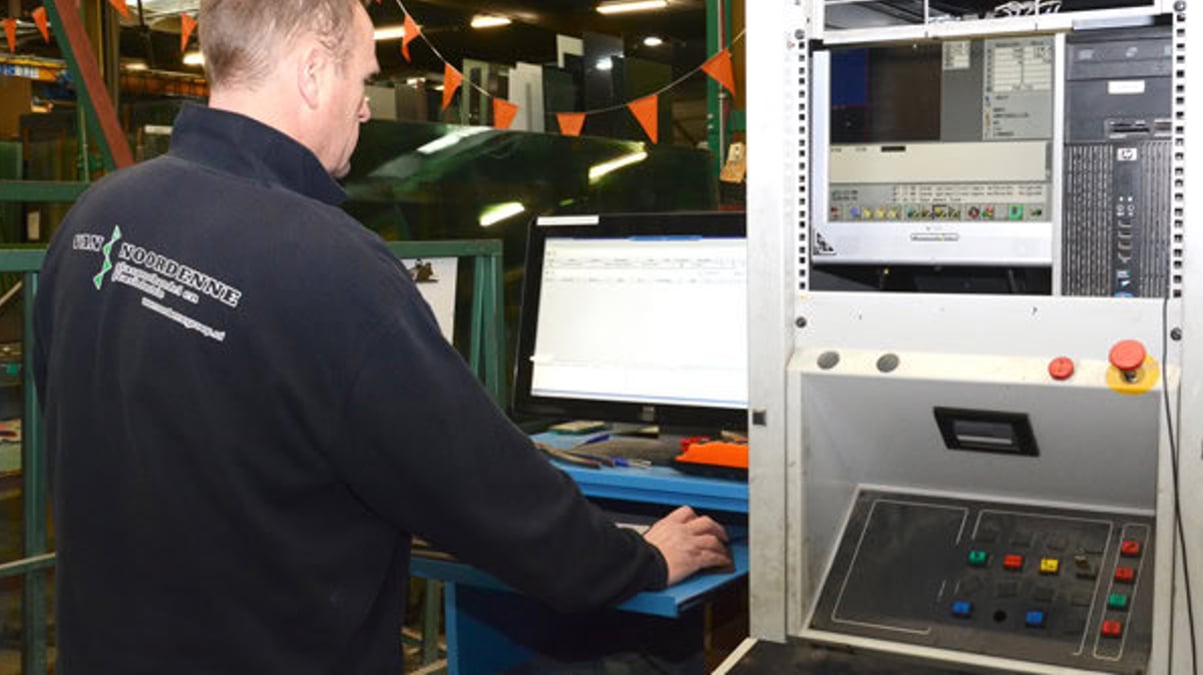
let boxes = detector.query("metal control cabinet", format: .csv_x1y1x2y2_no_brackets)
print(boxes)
744,0,1202,672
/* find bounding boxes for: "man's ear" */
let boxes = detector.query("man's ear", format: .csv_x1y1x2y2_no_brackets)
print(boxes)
297,45,327,111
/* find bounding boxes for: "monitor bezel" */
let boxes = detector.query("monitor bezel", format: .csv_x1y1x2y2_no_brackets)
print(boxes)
513,211,748,433
813,37,1059,268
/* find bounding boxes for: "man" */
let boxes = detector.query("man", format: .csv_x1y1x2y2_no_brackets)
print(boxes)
32,0,731,672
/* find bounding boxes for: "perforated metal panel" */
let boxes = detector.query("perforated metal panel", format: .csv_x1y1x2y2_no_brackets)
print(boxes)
1172,8,1188,297
1062,142,1172,297
794,41,811,292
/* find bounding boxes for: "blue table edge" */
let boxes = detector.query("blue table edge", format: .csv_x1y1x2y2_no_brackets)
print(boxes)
412,540,749,619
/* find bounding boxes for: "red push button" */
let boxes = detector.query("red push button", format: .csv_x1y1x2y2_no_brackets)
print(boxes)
1049,357,1075,381
1115,566,1136,583
1110,340,1146,373
1121,540,1142,558
1003,554,1024,571
1102,620,1124,638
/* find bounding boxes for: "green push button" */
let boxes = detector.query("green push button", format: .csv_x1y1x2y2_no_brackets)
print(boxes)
1108,593,1130,611
968,550,988,567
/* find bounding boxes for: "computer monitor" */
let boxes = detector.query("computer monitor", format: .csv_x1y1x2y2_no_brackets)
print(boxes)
815,35,1057,267
513,212,747,433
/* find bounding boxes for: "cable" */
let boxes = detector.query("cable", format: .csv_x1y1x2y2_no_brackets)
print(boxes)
1163,295,1198,675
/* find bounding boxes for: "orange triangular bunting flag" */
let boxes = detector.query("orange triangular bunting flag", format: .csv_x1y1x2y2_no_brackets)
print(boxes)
2,19,14,53
179,14,197,53
628,95,659,144
108,0,131,19
442,64,463,112
557,113,586,137
493,99,519,130
401,13,419,62
702,49,737,96
32,7,49,43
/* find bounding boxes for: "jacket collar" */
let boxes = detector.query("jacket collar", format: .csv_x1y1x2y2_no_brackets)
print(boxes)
168,103,346,206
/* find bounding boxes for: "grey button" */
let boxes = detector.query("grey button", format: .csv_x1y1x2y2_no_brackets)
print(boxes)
1011,530,1035,548
976,527,1001,543
1082,533,1106,554
960,576,985,596
818,351,840,370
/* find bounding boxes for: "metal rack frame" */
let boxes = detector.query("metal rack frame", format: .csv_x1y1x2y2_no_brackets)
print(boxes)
746,0,1202,670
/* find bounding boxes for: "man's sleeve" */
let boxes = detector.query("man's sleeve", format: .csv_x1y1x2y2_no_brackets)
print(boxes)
329,290,668,613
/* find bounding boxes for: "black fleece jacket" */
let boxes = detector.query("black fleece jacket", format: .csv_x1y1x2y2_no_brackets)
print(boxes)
33,104,667,675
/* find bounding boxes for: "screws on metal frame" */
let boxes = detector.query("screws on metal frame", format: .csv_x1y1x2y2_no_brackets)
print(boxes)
796,317,808,328
1174,1,1185,11
1172,327,1183,341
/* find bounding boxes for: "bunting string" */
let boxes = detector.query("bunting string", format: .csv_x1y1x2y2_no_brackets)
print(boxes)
389,0,744,138
4,1,742,141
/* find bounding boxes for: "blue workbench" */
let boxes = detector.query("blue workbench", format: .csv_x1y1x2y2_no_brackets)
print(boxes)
411,432,750,674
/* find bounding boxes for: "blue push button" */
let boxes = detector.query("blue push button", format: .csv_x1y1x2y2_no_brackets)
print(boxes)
1025,610,1046,628
952,600,973,618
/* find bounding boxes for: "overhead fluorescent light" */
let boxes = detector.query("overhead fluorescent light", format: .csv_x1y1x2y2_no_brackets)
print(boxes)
589,150,648,182
417,127,490,155
595,58,613,72
122,59,149,71
405,77,424,87
597,0,669,15
470,15,512,29
643,36,665,47
479,202,526,227
373,25,407,41
182,51,204,67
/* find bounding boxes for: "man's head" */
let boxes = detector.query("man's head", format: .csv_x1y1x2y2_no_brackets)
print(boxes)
199,0,380,178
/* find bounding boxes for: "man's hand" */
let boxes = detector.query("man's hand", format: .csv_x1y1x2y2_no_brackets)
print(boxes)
643,505,732,586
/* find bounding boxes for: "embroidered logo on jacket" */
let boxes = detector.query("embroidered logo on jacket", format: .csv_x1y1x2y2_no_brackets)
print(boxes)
71,227,242,343
92,225,122,290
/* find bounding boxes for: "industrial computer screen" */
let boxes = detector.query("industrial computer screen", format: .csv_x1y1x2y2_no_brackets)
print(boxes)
819,36,1055,266
513,212,747,431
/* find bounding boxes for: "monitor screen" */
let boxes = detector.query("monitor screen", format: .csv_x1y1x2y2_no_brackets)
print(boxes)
817,36,1056,266
514,212,747,431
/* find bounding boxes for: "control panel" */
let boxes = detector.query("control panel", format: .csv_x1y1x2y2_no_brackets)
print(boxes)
810,490,1154,672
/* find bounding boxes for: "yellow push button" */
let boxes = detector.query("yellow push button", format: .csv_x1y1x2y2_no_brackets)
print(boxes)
1040,558,1060,575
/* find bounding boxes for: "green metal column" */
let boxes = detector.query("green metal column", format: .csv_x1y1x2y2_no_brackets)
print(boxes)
469,253,507,407
43,0,134,171
421,580,441,663
21,272,47,675
706,0,728,180
102,1,121,111
484,252,505,406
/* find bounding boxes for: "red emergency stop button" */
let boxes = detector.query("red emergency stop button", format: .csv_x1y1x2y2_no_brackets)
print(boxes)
1110,340,1146,373
1102,620,1124,638
1121,540,1142,558
1115,566,1136,584
1049,357,1075,381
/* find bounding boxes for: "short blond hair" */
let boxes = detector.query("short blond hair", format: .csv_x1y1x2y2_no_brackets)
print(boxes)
199,0,365,89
